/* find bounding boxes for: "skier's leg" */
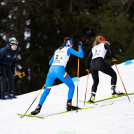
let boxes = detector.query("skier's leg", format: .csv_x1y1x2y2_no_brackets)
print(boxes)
96,59,117,85
1,66,9,99
95,59,122,95
39,73,56,105
31,70,56,115
6,68,16,98
58,71,75,101
58,71,81,111
89,69,99,102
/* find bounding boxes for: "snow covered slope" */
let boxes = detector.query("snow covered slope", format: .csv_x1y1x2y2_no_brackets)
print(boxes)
0,60,134,134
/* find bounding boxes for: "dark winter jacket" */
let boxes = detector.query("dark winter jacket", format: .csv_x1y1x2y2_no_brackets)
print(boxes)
0,43,18,74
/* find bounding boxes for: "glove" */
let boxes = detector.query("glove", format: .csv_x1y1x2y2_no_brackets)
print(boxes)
78,41,82,46
112,58,117,63
86,69,89,72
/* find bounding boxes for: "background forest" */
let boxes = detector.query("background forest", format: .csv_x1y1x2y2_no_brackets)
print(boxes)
0,0,134,96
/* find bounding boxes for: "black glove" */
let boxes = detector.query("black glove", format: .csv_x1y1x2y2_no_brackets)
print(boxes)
112,58,117,63
78,41,82,46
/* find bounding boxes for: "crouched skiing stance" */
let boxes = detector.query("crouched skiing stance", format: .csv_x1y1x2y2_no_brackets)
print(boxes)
31,37,84,115
86,36,122,103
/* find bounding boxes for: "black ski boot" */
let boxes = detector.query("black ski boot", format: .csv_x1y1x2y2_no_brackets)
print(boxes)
88,92,96,103
111,85,123,95
66,100,80,111
1,92,11,100
31,104,42,115
9,91,17,99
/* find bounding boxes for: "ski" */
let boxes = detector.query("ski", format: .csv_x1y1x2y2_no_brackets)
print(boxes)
17,113,44,119
17,107,94,119
96,92,134,102
17,101,114,119
79,100,114,107
45,107,93,117
82,92,134,104
45,102,114,117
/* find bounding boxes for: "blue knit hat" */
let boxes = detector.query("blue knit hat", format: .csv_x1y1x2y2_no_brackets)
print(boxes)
66,39,72,46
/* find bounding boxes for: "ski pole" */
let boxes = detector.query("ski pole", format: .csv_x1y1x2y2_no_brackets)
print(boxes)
84,70,90,105
20,84,45,118
76,58,79,112
114,63,131,102
76,42,81,112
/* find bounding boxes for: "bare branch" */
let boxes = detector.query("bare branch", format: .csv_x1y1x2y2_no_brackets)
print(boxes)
121,0,134,15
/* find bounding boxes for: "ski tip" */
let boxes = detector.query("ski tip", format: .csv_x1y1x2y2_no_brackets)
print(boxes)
17,113,44,119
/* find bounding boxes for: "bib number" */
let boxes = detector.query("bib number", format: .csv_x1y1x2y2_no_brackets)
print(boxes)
93,49,101,57
53,54,63,63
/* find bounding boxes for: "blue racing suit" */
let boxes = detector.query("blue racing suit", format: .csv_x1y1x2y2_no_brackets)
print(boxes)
39,45,84,105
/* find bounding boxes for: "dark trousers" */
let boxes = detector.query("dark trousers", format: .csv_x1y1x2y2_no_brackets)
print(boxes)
90,57,117,93
1,65,14,98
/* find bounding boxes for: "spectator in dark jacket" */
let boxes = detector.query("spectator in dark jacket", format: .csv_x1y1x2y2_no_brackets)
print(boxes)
0,37,18,100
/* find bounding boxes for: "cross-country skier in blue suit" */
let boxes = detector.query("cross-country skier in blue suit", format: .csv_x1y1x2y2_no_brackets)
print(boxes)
31,37,84,115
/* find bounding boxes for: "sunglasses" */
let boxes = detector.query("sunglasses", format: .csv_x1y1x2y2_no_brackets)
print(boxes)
11,40,18,45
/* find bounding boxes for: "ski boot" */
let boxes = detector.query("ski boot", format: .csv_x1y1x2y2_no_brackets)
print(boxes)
111,85,123,96
31,104,42,115
88,92,96,103
1,92,11,100
66,100,80,111
9,91,17,99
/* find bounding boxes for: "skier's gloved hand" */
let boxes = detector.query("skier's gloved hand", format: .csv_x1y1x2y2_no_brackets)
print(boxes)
86,69,89,72
112,58,117,63
78,41,82,46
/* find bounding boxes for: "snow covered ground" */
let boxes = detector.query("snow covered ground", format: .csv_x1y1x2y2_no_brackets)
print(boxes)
0,60,134,134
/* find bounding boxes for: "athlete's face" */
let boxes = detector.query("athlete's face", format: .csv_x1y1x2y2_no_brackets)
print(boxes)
11,44,18,51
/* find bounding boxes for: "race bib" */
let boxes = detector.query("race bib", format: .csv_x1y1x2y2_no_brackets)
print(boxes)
53,54,64,63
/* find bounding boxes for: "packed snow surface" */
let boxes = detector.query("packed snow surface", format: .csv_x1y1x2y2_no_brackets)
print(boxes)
0,60,134,134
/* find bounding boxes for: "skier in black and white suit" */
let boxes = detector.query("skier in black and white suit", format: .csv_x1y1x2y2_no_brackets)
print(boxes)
86,35,122,103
